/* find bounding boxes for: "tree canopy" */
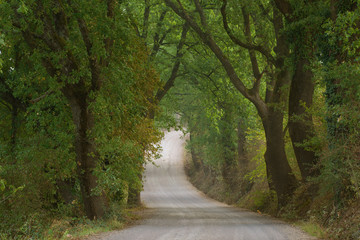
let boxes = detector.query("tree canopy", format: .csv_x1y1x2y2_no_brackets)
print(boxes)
1,0,360,239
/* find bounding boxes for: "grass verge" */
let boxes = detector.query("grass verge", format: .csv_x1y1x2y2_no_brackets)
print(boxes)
295,221,327,239
42,206,145,240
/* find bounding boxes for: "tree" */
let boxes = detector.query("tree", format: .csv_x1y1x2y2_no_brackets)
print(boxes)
164,0,298,206
316,0,360,206
128,0,191,112
274,0,324,180
160,34,258,187
1,0,160,220
123,0,193,205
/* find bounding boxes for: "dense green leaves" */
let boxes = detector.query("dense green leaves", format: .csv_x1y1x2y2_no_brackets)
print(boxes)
0,0,162,237
1,0,360,238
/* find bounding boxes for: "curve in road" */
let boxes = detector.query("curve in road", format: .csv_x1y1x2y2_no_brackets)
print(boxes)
92,130,315,240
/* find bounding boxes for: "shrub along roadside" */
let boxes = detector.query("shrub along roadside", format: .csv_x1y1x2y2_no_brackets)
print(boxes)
0,205,145,240
184,145,328,239
185,140,360,240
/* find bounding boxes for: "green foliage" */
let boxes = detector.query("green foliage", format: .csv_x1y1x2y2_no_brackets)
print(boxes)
159,32,259,181
1,0,360,239
0,166,24,205
0,0,162,238
251,190,276,212
315,4,360,209
244,128,267,184
296,220,327,239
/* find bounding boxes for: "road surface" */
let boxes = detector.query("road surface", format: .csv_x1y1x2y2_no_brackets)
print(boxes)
92,130,315,240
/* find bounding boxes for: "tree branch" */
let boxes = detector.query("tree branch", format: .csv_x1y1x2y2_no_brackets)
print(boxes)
104,0,115,60
257,2,273,22
0,76,26,111
242,6,262,94
141,0,151,39
273,0,292,17
193,0,208,30
220,0,275,64
150,10,169,58
164,0,268,119
76,17,101,91
243,7,260,78
155,23,190,102
29,90,54,104
0,100,12,112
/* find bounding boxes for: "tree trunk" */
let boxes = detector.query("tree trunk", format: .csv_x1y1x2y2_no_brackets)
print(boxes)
189,131,202,170
163,0,297,206
289,58,319,180
9,105,19,162
66,89,106,219
220,108,237,186
262,108,298,206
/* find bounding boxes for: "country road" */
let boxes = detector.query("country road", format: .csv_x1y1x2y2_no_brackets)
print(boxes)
91,130,316,240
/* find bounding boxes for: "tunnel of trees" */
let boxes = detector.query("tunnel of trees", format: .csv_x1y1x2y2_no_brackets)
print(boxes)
1,0,360,238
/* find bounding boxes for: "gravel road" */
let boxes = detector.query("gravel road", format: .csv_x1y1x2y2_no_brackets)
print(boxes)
91,130,316,240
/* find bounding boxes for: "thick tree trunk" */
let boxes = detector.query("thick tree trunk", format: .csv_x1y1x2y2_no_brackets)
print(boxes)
66,90,106,219
289,58,319,180
0,77,23,161
163,0,297,206
262,109,298,206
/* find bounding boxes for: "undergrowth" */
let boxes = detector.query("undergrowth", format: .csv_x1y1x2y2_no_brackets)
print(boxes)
0,205,144,240
184,153,330,239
